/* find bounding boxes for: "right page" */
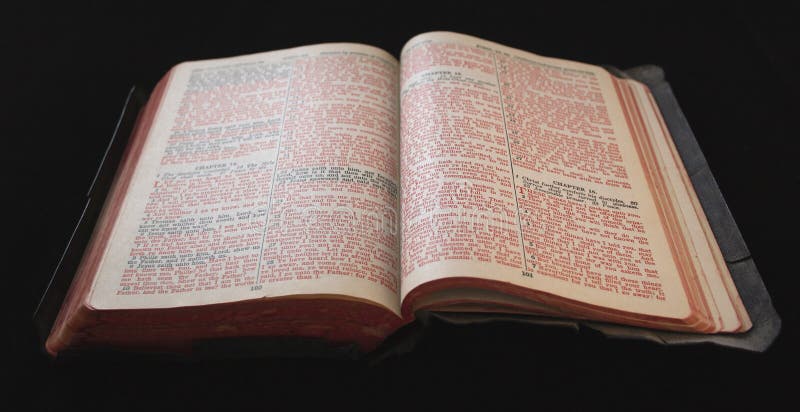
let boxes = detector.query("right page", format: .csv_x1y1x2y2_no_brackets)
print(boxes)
398,32,749,332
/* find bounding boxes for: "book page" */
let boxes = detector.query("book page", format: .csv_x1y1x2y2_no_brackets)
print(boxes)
89,43,402,314
399,32,691,318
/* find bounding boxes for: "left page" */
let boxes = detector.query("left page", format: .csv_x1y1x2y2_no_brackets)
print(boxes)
89,43,402,315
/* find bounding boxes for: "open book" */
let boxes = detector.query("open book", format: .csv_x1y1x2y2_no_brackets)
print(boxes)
45,32,753,356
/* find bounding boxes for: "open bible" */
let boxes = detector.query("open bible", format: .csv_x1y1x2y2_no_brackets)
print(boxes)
43,32,760,356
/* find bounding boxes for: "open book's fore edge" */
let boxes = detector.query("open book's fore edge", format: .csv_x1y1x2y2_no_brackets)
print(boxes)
33,87,148,346
580,65,780,351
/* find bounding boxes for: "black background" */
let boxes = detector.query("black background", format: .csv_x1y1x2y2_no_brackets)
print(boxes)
5,1,798,409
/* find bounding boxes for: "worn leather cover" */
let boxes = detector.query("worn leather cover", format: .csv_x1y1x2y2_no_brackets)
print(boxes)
34,65,781,360
33,87,147,345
